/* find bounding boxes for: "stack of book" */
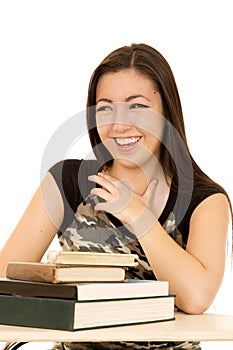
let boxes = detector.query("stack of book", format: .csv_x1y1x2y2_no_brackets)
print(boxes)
0,251,175,331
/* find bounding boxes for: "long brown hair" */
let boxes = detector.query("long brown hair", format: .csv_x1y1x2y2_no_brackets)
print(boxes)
86,43,231,211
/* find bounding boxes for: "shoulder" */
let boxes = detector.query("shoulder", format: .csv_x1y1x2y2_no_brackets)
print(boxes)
48,158,100,210
49,159,99,186
191,192,230,226
47,159,101,233
191,175,228,212
193,192,229,211
177,173,231,243
187,192,231,259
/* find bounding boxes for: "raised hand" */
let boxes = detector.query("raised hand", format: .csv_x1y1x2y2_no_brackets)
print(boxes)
88,172,158,237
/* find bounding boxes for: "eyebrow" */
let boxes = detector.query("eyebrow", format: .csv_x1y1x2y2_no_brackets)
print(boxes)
96,95,151,104
126,95,151,102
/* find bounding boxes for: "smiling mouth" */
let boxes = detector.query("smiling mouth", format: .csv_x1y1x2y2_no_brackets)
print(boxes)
114,136,141,147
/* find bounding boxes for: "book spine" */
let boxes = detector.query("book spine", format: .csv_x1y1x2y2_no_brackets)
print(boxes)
6,264,56,283
0,280,78,299
0,295,75,330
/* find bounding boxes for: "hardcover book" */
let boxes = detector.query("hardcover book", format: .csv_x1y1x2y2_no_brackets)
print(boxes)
0,294,175,330
0,278,169,300
47,250,139,266
6,262,126,283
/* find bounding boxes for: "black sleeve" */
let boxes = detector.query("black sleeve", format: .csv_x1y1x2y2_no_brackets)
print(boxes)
49,159,100,235
48,159,83,235
178,180,227,245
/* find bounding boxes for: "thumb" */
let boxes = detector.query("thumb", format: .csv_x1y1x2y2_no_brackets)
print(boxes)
142,179,157,201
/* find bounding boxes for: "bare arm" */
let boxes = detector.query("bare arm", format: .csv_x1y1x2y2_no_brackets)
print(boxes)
0,173,64,277
139,193,230,314
88,173,231,314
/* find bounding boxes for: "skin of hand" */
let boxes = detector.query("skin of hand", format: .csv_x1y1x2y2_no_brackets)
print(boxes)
88,172,230,314
88,172,158,237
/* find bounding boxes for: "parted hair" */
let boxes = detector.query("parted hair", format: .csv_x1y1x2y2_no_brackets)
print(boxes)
86,43,231,215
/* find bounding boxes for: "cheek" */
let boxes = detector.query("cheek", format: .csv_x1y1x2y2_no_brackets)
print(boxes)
97,124,110,141
137,113,165,142
148,135,162,154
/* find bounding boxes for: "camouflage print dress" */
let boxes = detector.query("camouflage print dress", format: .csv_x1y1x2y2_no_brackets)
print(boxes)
48,159,224,350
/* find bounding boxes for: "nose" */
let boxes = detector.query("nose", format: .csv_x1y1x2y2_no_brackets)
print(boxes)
112,104,132,132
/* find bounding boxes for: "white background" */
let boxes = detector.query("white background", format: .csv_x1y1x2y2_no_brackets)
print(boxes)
0,0,232,319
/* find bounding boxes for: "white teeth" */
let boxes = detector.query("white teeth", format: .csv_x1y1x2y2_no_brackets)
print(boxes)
115,137,140,146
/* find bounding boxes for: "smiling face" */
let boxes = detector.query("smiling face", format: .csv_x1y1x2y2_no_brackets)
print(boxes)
95,69,164,171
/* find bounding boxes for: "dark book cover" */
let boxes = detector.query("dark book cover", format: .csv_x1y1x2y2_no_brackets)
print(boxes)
0,294,75,330
0,278,79,299
0,278,169,301
0,294,175,331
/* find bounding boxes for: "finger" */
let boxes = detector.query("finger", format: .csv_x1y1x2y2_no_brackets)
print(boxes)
90,187,111,202
94,201,110,213
88,174,116,193
94,200,123,215
98,173,135,194
97,172,119,186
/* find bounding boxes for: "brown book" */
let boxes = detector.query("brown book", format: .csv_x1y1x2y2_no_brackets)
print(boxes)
6,262,126,283
47,250,139,266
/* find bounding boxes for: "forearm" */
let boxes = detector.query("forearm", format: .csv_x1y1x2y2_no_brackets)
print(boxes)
88,173,228,314
139,220,224,314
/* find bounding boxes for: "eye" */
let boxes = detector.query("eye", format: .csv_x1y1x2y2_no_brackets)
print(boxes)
129,103,149,110
96,105,113,112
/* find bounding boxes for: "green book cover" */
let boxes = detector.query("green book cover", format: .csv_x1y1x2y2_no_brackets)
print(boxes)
0,294,175,331
0,294,75,330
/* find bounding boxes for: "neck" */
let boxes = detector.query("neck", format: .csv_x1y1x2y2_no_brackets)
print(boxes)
106,158,169,196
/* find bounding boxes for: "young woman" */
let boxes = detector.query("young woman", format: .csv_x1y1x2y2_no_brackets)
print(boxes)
0,43,232,350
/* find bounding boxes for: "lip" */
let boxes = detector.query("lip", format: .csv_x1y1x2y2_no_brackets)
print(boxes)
113,136,142,151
